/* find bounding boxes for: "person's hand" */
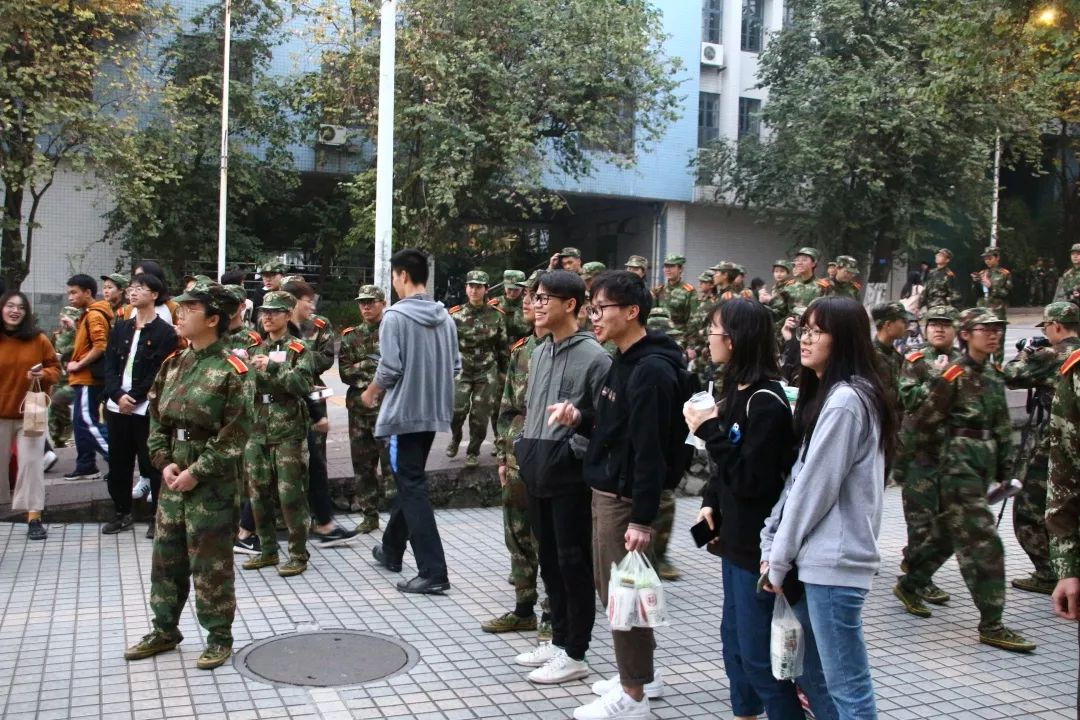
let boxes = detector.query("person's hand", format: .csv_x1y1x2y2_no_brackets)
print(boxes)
66,360,81,373
934,354,950,369
549,252,561,270
250,355,270,372
683,399,718,433
498,463,507,487
546,401,581,428
313,417,329,433
696,506,715,531
118,394,137,414
758,560,782,594
1052,578,1080,620
624,526,651,552
360,384,381,409
162,463,180,488
758,290,772,304
170,469,198,492
781,315,797,342
27,366,43,380
60,315,76,330
686,348,697,361
982,274,992,288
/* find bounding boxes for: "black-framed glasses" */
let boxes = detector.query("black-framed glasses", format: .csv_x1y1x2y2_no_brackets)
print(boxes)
586,303,627,321
971,326,1005,335
707,331,730,339
796,327,826,344
533,293,569,308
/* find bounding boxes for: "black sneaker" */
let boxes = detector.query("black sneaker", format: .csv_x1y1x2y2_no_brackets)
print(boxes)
63,470,101,481
311,525,359,549
145,523,155,539
27,519,47,541
233,534,261,555
102,514,134,535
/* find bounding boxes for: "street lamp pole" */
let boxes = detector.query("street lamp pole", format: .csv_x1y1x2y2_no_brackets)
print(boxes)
373,0,396,295
216,0,232,280
990,130,1001,248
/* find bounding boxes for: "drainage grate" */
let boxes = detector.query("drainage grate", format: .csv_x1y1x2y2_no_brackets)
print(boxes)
233,629,419,687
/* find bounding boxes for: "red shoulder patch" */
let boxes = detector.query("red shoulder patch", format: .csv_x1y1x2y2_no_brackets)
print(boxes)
511,337,527,352
490,304,507,315
1061,349,1080,376
816,279,831,289
943,364,965,382
449,305,462,314
342,326,355,336
1001,269,1011,275
906,351,925,363
247,330,262,345
487,298,499,306
288,340,306,354
854,281,863,290
163,350,181,363
225,355,248,374
313,317,327,329
946,270,955,278
682,283,694,292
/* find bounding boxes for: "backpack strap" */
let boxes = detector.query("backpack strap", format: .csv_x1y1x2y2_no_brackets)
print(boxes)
746,387,789,417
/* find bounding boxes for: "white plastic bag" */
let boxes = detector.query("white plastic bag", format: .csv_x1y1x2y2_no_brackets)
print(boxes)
607,551,670,630
634,553,669,628
770,593,805,680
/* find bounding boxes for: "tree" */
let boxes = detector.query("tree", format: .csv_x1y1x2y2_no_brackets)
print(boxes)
100,0,301,280
296,0,682,254
0,0,159,289
695,0,1056,280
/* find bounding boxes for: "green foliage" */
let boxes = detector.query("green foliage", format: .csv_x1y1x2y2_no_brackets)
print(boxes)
694,0,1059,280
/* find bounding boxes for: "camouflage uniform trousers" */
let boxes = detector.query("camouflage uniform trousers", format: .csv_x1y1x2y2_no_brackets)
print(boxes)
451,365,499,456
902,472,1005,630
899,460,950,568
503,463,539,607
490,373,506,446
348,411,392,520
647,490,676,566
246,440,310,562
1014,456,1053,580
150,478,238,647
49,383,74,447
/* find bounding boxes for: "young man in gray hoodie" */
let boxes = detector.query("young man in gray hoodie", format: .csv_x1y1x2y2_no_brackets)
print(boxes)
362,249,461,595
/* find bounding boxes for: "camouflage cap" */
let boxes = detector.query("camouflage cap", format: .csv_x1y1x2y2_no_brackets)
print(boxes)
526,269,543,286
772,259,794,272
220,284,247,314
923,305,959,324
558,247,581,259
981,246,1000,257
1071,243,1080,254
734,264,747,276
355,284,386,302
503,270,527,288
795,247,820,261
465,270,490,285
791,305,809,318
624,255,648,269
662,254,685,266
60,306,82,321
101,273,130,289
174,280,227,312
182,274,213,287
698,271,716,283
1037,301,1080,327
959,307,1007,329
648,307,670,318
581,262,607,279
871,301,916,323
937,248,954,260
712,261,736,272
835,255,859,272
826,261,838,268
280,274,306,286
258,260,287,274
258,289,297,312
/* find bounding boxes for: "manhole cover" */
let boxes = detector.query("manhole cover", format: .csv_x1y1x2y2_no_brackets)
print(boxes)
234,630,419,687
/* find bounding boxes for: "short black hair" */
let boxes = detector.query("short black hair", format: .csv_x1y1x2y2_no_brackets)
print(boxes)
132,260,170,300
130,273,166,306
538,269,586,315
282,279,316,300
590,270,651,326
0,291,42,341
67,274,97,295
220,269,247,285
391,248,429,286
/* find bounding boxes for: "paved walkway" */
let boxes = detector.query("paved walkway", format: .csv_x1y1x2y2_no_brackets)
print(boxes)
0,493,1075,719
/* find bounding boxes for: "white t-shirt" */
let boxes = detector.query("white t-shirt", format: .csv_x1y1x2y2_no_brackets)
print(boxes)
106,325,150,416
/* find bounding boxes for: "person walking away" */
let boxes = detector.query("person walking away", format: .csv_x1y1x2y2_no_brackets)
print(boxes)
123,282,250,670
761,296,895,720
0,292,62,540
102,273,178,538
362,248,460,595
64,274,113,480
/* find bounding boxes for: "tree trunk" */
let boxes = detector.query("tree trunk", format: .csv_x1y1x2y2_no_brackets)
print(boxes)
2,184,29,290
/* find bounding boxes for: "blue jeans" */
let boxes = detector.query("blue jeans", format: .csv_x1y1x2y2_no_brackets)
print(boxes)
791,583,878,720
720,560,805,719
72,385,109,474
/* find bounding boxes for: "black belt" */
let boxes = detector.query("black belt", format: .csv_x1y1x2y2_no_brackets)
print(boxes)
172,427,213,442
950,428,992,440
258,394,277,404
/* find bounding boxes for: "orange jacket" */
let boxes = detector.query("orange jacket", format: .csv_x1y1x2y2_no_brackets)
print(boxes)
70,300,114,386
0,333,61,418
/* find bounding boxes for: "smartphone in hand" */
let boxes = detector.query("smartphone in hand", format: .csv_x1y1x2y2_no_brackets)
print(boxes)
689,518,718,548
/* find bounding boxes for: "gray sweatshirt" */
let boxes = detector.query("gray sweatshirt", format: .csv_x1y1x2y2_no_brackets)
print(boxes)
373,294,461,438
760,380,884,590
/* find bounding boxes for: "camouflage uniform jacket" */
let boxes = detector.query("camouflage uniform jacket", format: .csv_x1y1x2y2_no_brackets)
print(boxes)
646,315,684,349
718,284,755,304
147,340,252,481
339,320,382,418
489,295,532,347
873,338,902,406
248,332,315,444
768,275,829,319
1003,336,1080,456
920,266,959,308
897,344,963,464
911,354,1012,485
973,267,1012,315
1054,266,1080,303
1047,348,1080,577
496,334,543,462
685,292,717,363
224,326,261,356
449,301,508,377
826,279,862,300
652,280,697,329
299,314,336,378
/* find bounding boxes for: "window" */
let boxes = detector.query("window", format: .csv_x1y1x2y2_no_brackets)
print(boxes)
702,0,723,44
783,1,796,28
698,92,721,147
738,97,762,140
741,0,765,52
583,97,636,156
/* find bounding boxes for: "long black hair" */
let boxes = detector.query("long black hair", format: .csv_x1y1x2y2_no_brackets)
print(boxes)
0,291,43,341
709,299,779,401
794,297,896,467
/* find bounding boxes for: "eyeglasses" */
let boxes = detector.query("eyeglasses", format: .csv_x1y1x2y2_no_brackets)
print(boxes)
708,331,730,339
796,327,827,344
586,303,627,321
534,293,569,308
971,326,1005,335
3,303,26,312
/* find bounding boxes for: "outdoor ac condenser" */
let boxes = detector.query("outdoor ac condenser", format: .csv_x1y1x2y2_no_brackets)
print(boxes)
700,42,725,69
317,124,347,146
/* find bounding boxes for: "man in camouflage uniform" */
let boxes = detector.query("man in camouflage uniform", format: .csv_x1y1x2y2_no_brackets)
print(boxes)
716,263,755,303
579,262,606,332
871,302,915,403
826,260,838,282
124,282,251,670
1028,259,1049,306
893,308,1035,653
1046,327,1080,636
49,306,82,447
1053,243,1080,304
920,248,961,309
685,272,718,387
488,270,532,445
971,246,1012,321
1002,302,1080,594
448,270,508,467
768,259,793,296
549,247,582,274
764,247,830,321
645,307,683,348
894,305,962,604
624,254,648,280
827,255,863,299
652,254,696,332
242,291,316,577
339,285,392,532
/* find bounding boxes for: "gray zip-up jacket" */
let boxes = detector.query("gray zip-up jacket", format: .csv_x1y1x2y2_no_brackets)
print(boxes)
514,330,611,497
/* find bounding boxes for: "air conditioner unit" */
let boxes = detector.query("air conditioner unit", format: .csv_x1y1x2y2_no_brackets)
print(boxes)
701,42,725,68
317,124,347,146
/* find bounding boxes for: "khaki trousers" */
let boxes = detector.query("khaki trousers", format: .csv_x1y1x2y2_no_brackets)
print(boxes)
0,418,46,511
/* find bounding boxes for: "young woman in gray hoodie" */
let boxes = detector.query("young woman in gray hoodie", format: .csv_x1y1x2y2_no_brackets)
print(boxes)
761,297,896,720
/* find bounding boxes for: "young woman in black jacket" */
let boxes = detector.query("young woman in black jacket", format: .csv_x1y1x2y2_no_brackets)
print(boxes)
683,299,829,720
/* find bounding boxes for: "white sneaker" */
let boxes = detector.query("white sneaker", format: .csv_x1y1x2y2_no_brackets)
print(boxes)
514,641,560,668
132,476,151,499
591,670,665,699
573,687,651,720
527,649,589,684
43,450,58,473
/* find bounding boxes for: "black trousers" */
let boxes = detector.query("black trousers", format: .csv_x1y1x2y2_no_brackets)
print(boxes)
307,429,334,526
105,410,160,516
528,487,595,661
381,432,448,582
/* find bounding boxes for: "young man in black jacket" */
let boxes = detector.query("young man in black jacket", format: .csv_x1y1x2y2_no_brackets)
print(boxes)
550,271,687,720
102,274,178,536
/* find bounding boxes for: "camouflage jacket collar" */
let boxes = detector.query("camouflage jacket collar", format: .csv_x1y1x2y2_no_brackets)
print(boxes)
193,339,227,359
